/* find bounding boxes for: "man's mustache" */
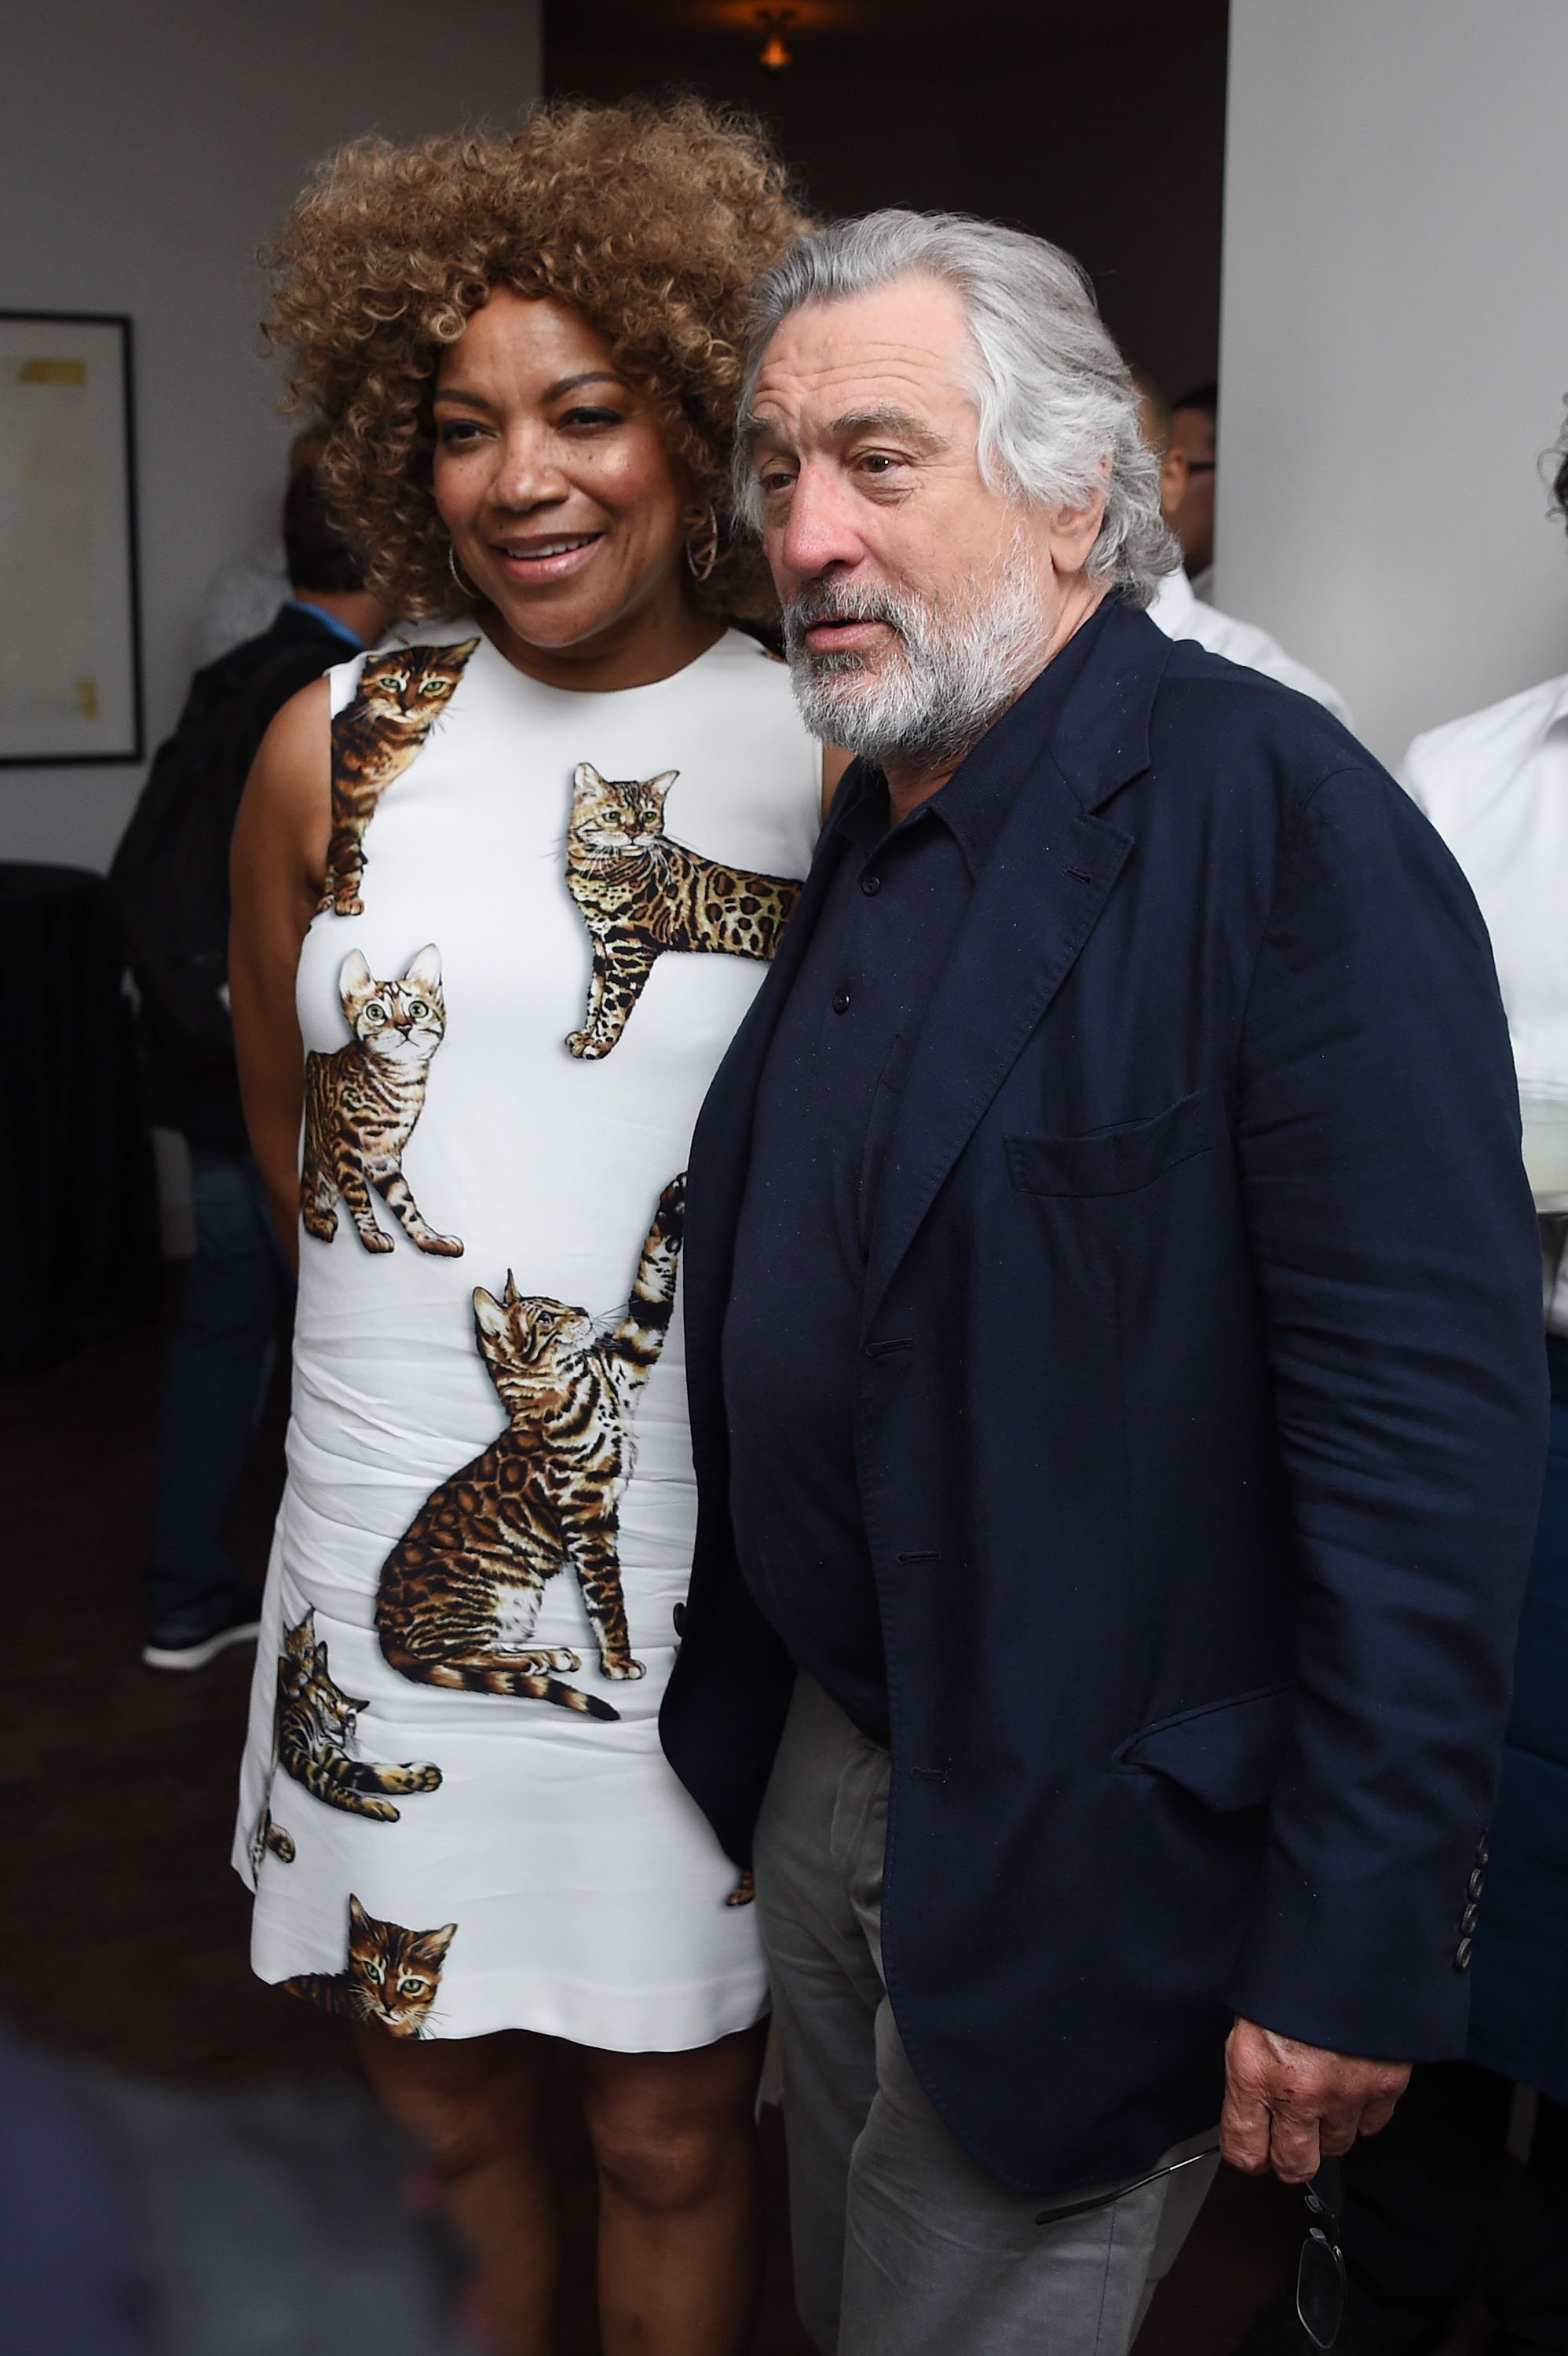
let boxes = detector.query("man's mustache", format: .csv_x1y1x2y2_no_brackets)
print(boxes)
783,581,908,638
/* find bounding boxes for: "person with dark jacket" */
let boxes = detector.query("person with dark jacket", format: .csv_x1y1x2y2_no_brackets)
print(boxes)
659,210,1550,2356
111,463,385,1669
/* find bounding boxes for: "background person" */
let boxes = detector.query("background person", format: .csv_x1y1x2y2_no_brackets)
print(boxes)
228,101,836,2356
111,463,388,1673
1134,371,1354,723
198,427,328,664
1236,411,1568,2356
661,210,1548,2356
1165,378,1218,589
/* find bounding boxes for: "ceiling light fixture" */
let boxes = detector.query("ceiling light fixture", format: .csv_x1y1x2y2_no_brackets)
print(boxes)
756,7,795,71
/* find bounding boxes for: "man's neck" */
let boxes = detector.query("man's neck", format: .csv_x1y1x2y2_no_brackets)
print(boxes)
881,580,1108,825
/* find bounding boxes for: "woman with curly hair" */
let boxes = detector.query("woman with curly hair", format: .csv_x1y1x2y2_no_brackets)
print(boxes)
228,101,838,2354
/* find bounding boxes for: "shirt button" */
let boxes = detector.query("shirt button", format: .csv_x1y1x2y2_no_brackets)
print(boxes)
861,873,882,896
832,987,852,1014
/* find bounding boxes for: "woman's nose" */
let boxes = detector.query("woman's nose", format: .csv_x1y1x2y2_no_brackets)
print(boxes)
488,424,572,510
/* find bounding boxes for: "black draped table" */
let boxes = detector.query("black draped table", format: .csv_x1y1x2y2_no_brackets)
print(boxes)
0,863,160,1379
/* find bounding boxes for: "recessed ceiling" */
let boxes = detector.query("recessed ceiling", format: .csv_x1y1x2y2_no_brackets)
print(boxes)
550,0,1224,73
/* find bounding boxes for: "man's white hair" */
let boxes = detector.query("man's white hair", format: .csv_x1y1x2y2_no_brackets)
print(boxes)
735,209,1179,606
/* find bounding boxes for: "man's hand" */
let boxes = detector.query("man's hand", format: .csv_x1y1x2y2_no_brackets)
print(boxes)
1221,2018,1409,2182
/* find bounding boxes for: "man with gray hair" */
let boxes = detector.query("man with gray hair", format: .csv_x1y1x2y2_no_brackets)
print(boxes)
660,211,1546,2356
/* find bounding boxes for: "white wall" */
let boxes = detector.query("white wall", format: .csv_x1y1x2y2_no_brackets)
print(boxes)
1,0,541,873
1217,0,1568,767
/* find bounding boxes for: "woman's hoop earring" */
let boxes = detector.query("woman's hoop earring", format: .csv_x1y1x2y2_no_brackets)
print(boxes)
448,543,481,602
685,505,720,585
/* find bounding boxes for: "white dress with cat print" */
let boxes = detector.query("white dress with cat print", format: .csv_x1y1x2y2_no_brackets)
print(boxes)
234,625,821,2050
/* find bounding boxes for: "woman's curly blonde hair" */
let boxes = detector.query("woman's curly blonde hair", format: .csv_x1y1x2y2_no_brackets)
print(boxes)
265,98,811,621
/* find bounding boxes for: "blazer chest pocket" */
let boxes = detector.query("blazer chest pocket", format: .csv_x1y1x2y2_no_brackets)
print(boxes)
1006,1088,1223,1198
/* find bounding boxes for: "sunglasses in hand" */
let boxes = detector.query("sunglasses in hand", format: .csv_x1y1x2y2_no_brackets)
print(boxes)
1036,2146,1347,2351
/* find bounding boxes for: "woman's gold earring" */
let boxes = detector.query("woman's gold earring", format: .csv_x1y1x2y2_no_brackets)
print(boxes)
448,543,481,603
685,506,720,585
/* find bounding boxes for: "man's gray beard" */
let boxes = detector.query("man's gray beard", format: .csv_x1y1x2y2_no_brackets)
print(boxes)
781,535,1048,771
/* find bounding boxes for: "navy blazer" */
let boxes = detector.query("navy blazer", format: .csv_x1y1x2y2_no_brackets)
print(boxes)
660,599,1549,2195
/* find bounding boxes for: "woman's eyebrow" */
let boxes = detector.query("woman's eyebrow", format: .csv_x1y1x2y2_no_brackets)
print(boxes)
433,369,628,410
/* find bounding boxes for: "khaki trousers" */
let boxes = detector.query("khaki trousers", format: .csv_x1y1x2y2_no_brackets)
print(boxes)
753,1674,1216,2356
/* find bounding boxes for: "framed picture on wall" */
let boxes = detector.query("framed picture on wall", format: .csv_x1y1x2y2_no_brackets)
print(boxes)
0,311,142,765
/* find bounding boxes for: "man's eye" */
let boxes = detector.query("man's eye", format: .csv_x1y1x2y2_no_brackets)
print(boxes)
860,453,901,475
758,470,795,496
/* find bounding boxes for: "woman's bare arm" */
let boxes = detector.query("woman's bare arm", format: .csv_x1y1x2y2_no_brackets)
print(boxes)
229,678,331,1272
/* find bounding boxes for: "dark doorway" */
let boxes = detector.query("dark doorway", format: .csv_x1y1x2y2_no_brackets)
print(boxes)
545,0,1229,401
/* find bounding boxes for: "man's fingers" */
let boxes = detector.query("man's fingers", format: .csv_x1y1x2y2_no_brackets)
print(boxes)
1267,2106,1322,2184
1355,2092,1401,2139
1219,2078,1273,2175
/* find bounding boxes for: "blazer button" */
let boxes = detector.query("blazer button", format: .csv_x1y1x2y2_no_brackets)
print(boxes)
1467,1867,1486,1900
1454,1936,1474,1972
1460,1901,1479,1935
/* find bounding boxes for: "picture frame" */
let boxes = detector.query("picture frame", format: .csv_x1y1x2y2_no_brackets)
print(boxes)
0,310,143,765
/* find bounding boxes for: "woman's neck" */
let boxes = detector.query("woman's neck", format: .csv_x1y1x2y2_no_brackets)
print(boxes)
481,587,722,694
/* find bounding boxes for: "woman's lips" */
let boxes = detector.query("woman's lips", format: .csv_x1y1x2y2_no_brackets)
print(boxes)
491,532,604,585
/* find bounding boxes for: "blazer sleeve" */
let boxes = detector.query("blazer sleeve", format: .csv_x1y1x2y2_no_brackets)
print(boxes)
1226,760,1548,2058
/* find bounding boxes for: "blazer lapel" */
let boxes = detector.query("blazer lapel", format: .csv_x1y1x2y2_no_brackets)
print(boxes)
861,603,1171,1334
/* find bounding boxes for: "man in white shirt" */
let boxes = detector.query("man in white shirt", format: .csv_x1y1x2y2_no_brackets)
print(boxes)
1235,418,1568,2356
1135,375,1355,726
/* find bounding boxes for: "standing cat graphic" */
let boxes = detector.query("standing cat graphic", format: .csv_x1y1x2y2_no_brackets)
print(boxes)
281,1893,455,2038
376,1174,685,1713
321,639,478,916
301,946,462,1257
275,1609,442,1821
564,763,802,1059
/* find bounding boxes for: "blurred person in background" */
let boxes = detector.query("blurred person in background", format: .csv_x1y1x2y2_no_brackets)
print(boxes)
1135,371,1354,723
111,463,387,1673
1237,408,1568,2356
228,100,837,2356
198,426,326,664
1164,379,1217,591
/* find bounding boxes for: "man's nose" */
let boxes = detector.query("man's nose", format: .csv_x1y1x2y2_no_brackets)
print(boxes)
772,464,866,587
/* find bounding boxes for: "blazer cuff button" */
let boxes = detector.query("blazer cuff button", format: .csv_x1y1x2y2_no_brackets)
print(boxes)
1454,1936,1475,1971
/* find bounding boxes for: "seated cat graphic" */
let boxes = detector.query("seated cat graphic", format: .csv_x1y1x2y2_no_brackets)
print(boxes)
376,1174,685,1714
275,1609,441,1822
301,946,462,1257
281,1894,455,2039
321,638,477,916
564,763,802,1059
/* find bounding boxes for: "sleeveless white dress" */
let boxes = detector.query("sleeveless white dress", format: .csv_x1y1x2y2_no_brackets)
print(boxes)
234,626,820,2051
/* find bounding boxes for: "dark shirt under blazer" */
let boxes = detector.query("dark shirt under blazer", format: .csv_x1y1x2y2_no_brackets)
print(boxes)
661,596,1548,2197
724,609,1112,1741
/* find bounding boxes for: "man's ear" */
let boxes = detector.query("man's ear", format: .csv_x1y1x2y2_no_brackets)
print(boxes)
1045,485,1109,576
1160,446,1189,526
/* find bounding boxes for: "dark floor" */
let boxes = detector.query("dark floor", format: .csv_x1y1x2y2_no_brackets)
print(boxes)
0,1275,1303,2354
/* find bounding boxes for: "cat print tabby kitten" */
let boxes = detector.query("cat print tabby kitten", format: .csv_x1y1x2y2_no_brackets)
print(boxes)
564,763,802,1059
281,1894,456,2038
321,639,477,916
276,1609,441,1822
247,1809,296,1872
376,1174,685,1714
301,946,462,1257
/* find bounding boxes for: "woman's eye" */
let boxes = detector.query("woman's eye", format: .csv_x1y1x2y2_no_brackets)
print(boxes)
435,419,484,446
559,405,624,430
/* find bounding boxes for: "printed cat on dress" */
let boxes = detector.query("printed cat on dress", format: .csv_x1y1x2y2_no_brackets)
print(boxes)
322,639,477,916
281,1893,456,2038
564,763,802,1059
275,1608,443,1821
375,1175,688,1715
300,946,462,1257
